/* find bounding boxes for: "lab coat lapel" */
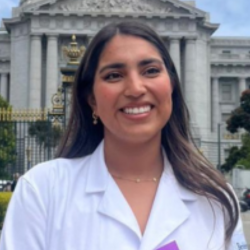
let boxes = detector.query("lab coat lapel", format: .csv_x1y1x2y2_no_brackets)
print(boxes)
140,157,197,250
85,141,142,240
98,178,142,239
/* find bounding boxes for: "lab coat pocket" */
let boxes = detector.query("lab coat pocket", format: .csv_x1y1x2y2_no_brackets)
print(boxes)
50,207,102,250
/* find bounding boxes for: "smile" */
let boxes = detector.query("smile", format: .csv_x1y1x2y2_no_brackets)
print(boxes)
122,105,152,115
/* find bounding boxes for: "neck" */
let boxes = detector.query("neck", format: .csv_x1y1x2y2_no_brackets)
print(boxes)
104,135,163,179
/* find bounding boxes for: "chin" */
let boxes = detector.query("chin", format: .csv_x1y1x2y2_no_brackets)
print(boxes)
119,131,161,145
104,125,163,145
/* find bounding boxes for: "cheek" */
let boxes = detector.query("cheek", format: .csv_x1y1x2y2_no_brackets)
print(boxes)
155,80,172,103
94,84,118,110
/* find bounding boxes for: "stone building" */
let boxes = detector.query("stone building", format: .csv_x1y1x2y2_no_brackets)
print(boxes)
0,0,249,166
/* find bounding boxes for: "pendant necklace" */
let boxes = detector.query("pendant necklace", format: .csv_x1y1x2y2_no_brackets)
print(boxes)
110,173,161,183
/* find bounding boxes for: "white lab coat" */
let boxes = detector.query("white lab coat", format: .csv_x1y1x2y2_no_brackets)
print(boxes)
0,141,248,250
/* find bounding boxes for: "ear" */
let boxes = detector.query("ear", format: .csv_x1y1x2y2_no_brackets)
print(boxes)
87,93,98,114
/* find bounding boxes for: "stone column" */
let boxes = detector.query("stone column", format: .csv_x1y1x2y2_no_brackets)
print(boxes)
238,77,246,135
184,37,200,138
46,35,58,108
184,37,196,118
239,77,246,96
169,37,181,79
29,34,42,108
0,73,8,100
211,77,220,132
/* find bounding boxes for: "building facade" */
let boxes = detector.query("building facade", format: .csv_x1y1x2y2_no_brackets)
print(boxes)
0,0,249,166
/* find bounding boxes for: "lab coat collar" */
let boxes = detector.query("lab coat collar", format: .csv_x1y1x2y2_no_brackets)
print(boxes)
85,141,109,193
140,154,197,250
98,176,142,239
162,152,198,202
85,141,198,202
85,140,142,238
85,141,198,248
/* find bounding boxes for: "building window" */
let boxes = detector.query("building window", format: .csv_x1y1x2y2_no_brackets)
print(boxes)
222,50,231,54
221,83,233,101
224,149,230,159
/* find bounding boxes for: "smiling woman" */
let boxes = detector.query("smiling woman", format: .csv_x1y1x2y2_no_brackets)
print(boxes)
89,35,172,146
0,21,248,250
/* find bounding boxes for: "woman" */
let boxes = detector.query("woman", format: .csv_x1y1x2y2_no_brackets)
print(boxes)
0,21,247,250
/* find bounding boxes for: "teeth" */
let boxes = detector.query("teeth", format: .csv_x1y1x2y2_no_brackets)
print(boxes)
123,106,151,115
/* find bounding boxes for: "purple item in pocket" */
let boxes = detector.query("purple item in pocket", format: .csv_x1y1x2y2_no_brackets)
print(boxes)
156,241,180,250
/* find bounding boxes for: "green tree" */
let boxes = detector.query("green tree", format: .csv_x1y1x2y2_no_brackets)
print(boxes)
235,134,250,169
221,90,250,172
226,89,250,133
28,120,63,159
0,96,16,178
221,134,250,172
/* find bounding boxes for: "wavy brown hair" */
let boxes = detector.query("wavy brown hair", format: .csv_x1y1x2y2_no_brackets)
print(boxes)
56,21,239,241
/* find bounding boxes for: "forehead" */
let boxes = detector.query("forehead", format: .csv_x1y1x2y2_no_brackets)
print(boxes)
98,35,162,64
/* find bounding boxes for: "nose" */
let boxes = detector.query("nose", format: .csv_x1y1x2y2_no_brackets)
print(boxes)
124,72,146,98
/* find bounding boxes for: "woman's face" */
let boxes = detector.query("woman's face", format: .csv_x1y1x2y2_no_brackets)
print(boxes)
90,35,173,144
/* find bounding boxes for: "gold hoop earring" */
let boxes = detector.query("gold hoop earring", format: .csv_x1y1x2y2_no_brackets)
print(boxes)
92,112,98,125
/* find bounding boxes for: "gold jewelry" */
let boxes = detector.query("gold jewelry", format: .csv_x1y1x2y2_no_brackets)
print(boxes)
92,112,98,125
110,173,161,183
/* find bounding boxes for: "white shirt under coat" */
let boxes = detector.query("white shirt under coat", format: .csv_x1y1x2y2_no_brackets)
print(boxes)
0,141,248,250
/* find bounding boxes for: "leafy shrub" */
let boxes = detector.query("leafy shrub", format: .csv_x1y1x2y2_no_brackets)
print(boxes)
0,96,16,178
0,192,12,229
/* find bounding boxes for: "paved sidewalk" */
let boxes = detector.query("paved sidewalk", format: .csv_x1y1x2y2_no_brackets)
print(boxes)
242,211,250,244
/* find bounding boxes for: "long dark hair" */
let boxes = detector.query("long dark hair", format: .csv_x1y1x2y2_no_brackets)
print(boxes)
56,21,239,241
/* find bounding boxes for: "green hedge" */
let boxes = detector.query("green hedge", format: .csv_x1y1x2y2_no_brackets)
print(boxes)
0,192,12,229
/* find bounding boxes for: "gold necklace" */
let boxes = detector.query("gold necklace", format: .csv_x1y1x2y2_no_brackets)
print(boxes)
110,173,161,183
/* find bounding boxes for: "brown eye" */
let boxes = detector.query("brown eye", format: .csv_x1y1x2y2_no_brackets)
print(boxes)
144,67,160,77
104,72,122,81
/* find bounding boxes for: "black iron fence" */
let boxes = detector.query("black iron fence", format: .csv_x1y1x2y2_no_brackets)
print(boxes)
0,108,65,179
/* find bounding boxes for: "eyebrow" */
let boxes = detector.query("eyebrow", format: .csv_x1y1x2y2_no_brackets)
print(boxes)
98,58,164,74
138,58,163,67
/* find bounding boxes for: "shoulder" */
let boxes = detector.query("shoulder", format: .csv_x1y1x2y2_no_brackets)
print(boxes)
21,155,92,196
15,141,106,204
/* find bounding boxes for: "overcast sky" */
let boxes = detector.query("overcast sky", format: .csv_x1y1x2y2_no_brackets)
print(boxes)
0,0,249,37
